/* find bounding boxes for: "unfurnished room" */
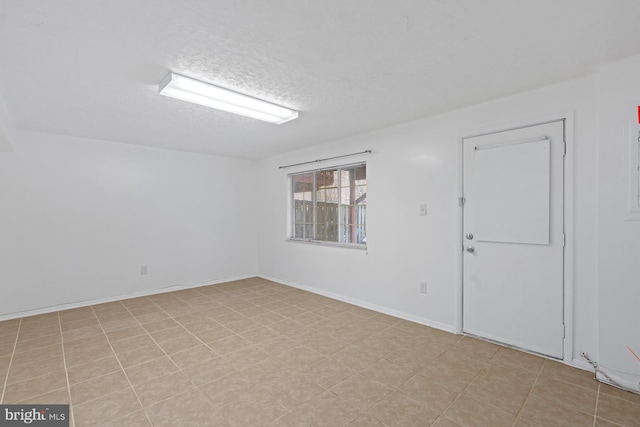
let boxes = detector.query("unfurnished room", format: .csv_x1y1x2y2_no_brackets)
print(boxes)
1,1,640,426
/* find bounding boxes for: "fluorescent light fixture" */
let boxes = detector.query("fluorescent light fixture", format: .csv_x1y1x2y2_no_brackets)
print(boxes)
158,72,298,124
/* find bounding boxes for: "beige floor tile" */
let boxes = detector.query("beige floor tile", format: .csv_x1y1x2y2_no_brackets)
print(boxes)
384,346,442,371
16,386,70,405
180,357,236,386
60,317,100,333
114,343,165,369
599,383,640,405
540,359,596,388
207,334,251,355
367,391,440,427
237,325,281,344
133,371,194,407
62,324,104,343
72,386,142,427
252,311,287,325
291,311,327,327
331,373,392,411
455,336,500,359
594,418,623,427
240,358,288,383
70,371,130,405
14,334,61,354
268,318,306,336
210,311,246,324
597,393,640,426
420,359,479,393
220,346,270,371
2,279,630,427
0,337,16,358
293,390,362,426
0,319,20,338
397,373,459,413
265,411,310,426
225,318,261,334
148,390,230,427
359,358,416,389
191,325,235,343
198,371,254,409
125,356,179,386
100,409,152,427
518,392,594,427
438,347,489,373
63,340,113,368
221,388,289,426
298,332,349,356
7,353,65,384
63,334,110,353
512,417,547,427
431,417,465,427
444,394,516,427
489,347,545,373
100,317,140,332
3,370,67,403
67,354,121,385
11,342,63,364
262,371,325,410
19,313,59,329
104,324,147,343
300,357,355,389
170,344,217,370
134,310,171,324
349,413,387,426
330,345,379,371
278,345,324,370
478,363,538,389
0,355,11,378
110,334,158,353
156,333,202,355
531,373,598,414
460,374,531,415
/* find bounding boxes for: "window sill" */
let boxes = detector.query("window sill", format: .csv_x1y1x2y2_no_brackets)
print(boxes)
287,238,367,250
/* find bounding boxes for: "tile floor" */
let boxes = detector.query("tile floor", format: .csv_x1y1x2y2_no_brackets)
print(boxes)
1,277,639,426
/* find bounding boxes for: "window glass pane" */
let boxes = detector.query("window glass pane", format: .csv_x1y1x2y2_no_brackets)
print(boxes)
292,173,314,239
290,164,366,245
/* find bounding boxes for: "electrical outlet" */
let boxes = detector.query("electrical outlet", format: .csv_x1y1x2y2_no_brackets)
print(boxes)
419,204,428,216
141,266,148,275
419,282,427,294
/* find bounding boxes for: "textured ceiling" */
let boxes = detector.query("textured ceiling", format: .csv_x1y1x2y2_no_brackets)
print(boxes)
1,1,640,159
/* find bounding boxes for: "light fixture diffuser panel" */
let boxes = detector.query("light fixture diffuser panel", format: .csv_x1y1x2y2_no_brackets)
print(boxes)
158,72,298,124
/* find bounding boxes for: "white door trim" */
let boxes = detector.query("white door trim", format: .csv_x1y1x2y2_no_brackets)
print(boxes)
455,112,575,363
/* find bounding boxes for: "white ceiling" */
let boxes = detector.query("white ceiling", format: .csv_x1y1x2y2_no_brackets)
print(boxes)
1,1,640,159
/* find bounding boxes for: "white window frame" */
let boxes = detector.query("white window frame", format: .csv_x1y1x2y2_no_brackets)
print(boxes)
627,101,640,220
288,162,367,249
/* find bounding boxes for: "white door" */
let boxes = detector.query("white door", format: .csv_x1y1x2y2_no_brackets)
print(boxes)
462,120,565,358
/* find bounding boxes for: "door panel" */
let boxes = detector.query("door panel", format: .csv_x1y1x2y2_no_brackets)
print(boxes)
462,121,565,358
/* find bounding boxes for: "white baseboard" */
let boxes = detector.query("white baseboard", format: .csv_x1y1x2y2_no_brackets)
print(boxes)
258,274,456,334
0,273,259,322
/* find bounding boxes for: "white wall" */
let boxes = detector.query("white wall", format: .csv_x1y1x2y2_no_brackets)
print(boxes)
0,90,13,152
0,130,258,318
258,75,599,365
596,55,640,389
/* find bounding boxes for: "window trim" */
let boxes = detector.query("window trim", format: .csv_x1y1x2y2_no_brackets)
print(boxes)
627,103,640,221
288,162,367,248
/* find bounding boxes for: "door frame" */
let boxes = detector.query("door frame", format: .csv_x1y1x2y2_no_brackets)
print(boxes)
455,112,575,362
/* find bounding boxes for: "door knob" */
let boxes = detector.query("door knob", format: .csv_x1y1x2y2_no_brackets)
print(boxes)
466,233,474,240
466,246,475,253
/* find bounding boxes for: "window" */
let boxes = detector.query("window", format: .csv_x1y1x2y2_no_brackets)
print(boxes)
290,164,366,246
627,102,640,220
